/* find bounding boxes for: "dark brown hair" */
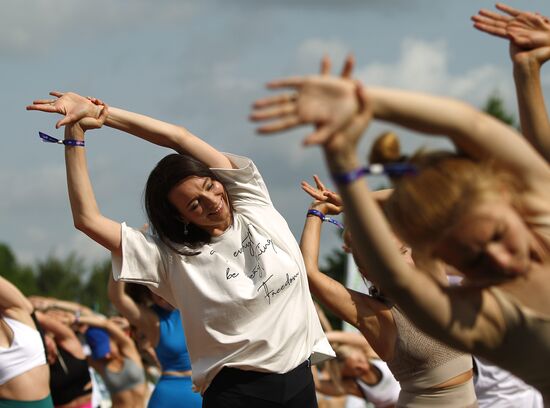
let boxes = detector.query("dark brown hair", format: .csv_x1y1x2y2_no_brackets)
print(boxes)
144,154,231,255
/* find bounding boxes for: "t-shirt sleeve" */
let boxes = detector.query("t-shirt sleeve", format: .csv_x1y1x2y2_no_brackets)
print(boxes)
111,223,175,304
210,153,272,207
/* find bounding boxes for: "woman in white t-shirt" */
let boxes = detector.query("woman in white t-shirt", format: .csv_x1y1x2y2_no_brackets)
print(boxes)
27,91,334,408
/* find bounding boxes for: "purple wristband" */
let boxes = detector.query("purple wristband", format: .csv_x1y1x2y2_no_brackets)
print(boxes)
332,163,418,184
331,167,367,185
39,131,85,147
307,209,344,229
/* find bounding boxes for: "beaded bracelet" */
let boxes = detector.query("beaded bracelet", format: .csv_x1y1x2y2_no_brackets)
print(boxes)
332,163,417,185
39,131,85,147
307,209,344,229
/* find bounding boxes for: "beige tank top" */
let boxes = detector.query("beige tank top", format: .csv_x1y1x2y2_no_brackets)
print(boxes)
386,307,472,392
484,287,550,402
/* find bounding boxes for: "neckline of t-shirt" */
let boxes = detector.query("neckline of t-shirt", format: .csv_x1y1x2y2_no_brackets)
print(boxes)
210,213,237,243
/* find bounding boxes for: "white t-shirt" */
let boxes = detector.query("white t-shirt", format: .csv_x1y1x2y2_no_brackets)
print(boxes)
356,359,400,408
474,357,543,408
112,153,334,393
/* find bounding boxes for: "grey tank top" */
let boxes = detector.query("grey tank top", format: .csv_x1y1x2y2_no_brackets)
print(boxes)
102,356,145,395
386,307,472,391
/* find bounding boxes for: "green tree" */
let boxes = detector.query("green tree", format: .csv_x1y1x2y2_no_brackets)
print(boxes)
35,253,84,300
0,243,38,295
483,92,517,127
80,259,112,314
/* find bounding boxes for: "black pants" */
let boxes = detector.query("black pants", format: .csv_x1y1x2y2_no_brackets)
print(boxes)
202,360,318,408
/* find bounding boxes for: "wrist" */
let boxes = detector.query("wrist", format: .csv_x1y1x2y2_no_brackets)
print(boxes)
324,149,360,174
306,208,344,229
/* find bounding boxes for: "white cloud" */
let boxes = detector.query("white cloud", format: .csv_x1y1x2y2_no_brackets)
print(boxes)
356,37,513,107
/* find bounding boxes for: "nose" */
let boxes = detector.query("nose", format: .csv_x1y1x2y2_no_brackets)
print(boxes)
486,243,524,275
203,191,219,209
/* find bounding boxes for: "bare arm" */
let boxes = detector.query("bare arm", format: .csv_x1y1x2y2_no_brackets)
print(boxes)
107,275,157,343
78,315,136,352
367,87,550,189
325,331,371,348
64,121,122,255
252,65,550,192
473,3,550,162
299,177,391,354
0,276,33,314
103,106,233,169
35,312,85,358
27,92,233,169
320,91,507,352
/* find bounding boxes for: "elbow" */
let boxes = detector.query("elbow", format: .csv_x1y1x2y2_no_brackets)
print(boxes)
72,213,99,236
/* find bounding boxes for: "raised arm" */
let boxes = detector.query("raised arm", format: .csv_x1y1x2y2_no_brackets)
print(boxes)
299,176,392,355
35,311,85,358
253,68,509,352
27,91,233,169
0,276,33,316
251,63,550,192
107,275,157,342
64,119,122,255
473,3,550,162
322,87,507,353
78,314,135,353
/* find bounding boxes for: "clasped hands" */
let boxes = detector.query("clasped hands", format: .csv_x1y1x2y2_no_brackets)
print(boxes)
27,91,108,132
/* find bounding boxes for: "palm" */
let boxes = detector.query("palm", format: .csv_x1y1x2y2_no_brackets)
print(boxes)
295,76,357,125
27,91,100,128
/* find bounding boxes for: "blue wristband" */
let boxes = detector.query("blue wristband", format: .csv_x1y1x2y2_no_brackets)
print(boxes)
307,209,344,229
332,163,417,185
39,131,85,147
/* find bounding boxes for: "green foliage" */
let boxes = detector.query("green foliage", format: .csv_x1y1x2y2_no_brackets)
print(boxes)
80,259,113,314
0,243,38,295
483,92,517,128
35,253,85,301
0,242,112,315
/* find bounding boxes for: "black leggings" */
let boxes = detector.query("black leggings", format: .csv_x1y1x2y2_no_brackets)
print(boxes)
202,360,317,408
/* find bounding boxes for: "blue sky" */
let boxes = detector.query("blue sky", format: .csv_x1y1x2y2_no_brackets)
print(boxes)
2,0,549,268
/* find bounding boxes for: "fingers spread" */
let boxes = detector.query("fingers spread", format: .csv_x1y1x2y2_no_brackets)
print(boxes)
250,103,297,121
495,3,521,17
26,104,58,112
320,55,331,75
252,93,296,108
32,98,57,105
313,174,327,191
478,8,511,22
340,54,355,79
256,116,302,134
266,77,304,89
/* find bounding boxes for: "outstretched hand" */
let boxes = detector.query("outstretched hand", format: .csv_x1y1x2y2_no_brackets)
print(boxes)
26,91,103,129
302,175,343,215
472,3,550,65
250,55,358,145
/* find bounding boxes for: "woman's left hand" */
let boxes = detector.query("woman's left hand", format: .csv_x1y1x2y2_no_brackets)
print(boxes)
302,175,343,215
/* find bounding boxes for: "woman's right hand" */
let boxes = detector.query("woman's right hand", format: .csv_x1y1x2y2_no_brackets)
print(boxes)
26,91,103,128
472,4,550,67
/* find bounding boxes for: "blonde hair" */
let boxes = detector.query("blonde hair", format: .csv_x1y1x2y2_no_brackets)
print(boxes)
371,133,523,252
369,131,401,164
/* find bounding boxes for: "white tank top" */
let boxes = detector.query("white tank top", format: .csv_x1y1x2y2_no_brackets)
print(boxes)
356,358,400,408
0,316,46,385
